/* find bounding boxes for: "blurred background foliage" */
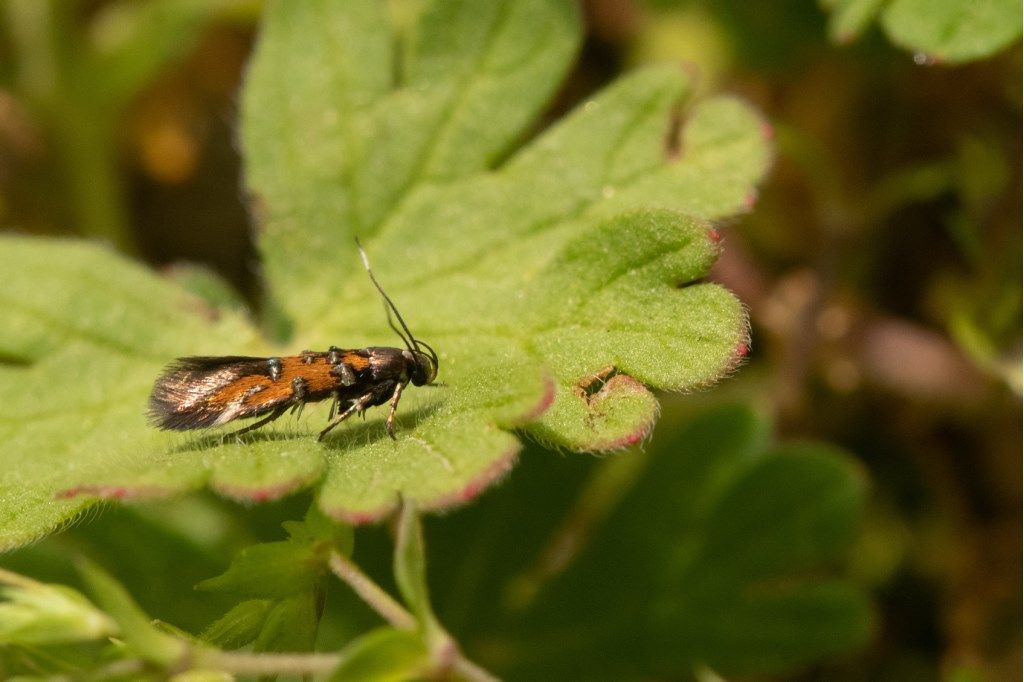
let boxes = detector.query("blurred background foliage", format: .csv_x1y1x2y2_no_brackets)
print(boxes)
0,0,1019,680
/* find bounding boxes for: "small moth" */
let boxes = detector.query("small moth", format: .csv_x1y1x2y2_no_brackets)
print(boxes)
148,241,438,441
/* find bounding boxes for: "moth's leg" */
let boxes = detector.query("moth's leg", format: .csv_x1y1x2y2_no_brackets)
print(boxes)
288,377,308,419
318,392,374,441
226,405,288,438
384,381,407,440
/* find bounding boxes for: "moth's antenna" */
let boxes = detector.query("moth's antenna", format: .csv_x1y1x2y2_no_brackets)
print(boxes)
384,304,413,350
392,304,438,378
415,338,439,370
356,238,418,353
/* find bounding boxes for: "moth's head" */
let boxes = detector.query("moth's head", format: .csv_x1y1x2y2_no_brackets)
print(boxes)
405,346,438,386
356,237,439,387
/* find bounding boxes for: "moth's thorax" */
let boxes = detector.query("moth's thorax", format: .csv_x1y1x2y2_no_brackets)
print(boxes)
366,346,410,382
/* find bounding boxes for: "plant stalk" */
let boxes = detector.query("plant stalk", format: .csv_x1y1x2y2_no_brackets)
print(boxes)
197,649,341,676
328,551,417,630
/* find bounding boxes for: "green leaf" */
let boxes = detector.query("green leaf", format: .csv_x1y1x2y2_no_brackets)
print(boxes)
200,598,272,649
0,0,770,548
823,0,1022,62
0,571,116,645
283,503,355,553
76,558,186,667
822,0,887,43
326,627,429,682
197,506,347,598
253,592,321,653
880,0,1022,63
197,505,345,650
0,236,267,551
196,541,322,599
495,405,874,679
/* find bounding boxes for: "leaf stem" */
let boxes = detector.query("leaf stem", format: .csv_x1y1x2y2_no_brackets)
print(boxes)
328,551,417,630
89,658,146,680
196,649,341,676
452,655,502,682
328,548,501,681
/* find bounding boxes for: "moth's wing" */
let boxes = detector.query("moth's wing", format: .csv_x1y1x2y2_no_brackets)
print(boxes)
149,356,271,429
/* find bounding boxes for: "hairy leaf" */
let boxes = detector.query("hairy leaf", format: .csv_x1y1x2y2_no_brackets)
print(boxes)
196,505,345,650
0,0,770,548
200,599,272,649
0,572,115,646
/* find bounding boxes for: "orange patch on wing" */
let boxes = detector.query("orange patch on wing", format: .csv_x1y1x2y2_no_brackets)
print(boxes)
209,375,272,408
280,357,336,393
279,353,364,393
208,373,299,413
243,381,296,410
206,350,368,415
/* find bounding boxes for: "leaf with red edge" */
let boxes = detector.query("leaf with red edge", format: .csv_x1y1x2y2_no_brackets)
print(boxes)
0,0,770,549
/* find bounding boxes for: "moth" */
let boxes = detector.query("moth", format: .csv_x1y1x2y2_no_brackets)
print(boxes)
148,241,438,441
